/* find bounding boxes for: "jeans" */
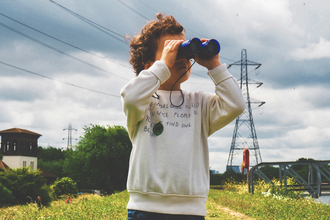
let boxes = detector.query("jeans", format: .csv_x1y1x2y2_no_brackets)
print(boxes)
127,210,205,220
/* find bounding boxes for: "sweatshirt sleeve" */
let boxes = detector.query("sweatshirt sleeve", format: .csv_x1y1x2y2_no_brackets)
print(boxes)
206,64,245,136
120,61,171,139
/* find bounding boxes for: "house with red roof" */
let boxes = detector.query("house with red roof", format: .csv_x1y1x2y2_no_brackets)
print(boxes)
0,128,41,170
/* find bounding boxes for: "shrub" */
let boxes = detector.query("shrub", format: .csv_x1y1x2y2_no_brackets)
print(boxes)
0,167,50,206
37,185,52,206
51,177,78,199
0,183,15,206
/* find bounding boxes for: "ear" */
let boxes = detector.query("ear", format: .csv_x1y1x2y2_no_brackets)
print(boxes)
144,61,154,70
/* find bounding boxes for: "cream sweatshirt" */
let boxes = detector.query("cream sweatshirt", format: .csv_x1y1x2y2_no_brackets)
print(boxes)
120,61,245,216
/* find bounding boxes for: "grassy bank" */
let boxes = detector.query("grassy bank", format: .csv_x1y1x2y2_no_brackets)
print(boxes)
0,191,129,220
1,181,329,219
0,190,249,220
209,179,330,220
208,189,329,220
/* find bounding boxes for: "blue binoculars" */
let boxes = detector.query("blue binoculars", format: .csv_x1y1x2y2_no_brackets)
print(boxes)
178,38,220,59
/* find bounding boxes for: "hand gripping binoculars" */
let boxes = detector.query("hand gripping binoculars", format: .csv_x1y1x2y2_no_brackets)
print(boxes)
178,38,220,59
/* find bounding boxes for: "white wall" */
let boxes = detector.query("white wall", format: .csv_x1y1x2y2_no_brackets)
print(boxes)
3,156,38,170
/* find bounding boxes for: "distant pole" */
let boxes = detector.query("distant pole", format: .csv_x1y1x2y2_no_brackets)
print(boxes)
63,122,77,149
227,49,264,171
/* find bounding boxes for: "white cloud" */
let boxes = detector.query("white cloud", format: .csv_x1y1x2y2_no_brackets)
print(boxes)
1,0,330,174
289,37,330,60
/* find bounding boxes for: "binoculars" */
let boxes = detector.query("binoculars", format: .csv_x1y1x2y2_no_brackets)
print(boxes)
178,38,220,59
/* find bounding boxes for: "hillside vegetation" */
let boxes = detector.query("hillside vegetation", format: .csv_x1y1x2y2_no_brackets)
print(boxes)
1,180,329,220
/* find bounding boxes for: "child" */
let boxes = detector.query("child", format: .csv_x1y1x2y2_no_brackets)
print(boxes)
121,13,245,220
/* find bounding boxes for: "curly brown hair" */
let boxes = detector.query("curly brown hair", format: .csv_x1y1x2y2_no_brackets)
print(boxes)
129,13,185,75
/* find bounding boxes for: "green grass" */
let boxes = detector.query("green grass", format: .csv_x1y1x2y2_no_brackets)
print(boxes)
1,181,329,220
0,191,129,220
208,178,330,220
208,189,330,220
0,191,247,220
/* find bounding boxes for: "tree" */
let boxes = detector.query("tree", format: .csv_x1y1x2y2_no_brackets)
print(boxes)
260,165,279,180
38,146,64,161
63,124,132,194
38,146,65,177
221,169,244,183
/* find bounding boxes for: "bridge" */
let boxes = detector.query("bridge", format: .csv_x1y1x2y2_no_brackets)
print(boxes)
248,160,330,198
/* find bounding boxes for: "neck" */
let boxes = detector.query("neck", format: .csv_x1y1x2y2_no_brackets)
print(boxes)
159,83,181,91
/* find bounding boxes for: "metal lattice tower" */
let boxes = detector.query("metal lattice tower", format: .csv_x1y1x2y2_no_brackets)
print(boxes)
226,49,264,170
63,122,77,149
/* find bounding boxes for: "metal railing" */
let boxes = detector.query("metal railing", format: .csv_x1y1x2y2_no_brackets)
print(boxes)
248,160,330,198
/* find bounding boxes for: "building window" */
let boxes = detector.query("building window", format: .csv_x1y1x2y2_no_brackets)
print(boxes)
6,141,10,152
30,161,34,170
14,142,17,151
30,142,33,150
23,161,27,167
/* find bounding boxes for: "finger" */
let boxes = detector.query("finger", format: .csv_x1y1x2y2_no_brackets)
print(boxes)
200,38,210,42
173,40,184,49
163,40,175,50
165,40,183,52
164,40,172,47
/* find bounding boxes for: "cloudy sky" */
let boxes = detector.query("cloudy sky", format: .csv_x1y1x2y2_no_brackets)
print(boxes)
0,0,329,172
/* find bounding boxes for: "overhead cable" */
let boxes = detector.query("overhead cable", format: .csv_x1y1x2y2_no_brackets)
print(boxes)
0,12,131,69
0,22,129,81
115,0,150,20
48,0,128,45
0,60,121,98
135,0,239,62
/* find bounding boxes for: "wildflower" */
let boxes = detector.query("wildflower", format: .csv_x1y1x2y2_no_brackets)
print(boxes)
65,196,72,204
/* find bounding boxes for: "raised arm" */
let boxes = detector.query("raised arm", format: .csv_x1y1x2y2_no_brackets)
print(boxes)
120,61,170,139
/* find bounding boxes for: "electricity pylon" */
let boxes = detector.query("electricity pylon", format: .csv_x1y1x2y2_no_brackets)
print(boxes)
63,122,77,149
226,49,264,171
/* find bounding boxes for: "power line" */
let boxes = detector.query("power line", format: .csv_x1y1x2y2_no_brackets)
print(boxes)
0,60,121,98
48,0,128,45
48,0,240,63
0,12,131,69
135,0,240,62
115,0,150,20
47,0,239,70
137,0,157,12
1,1,239,87
0,19,222,87
0,21,129,81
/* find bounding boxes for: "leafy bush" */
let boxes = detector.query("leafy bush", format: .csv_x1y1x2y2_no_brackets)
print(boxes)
0,167,51,206
51,177,78,198
0,183,15,206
